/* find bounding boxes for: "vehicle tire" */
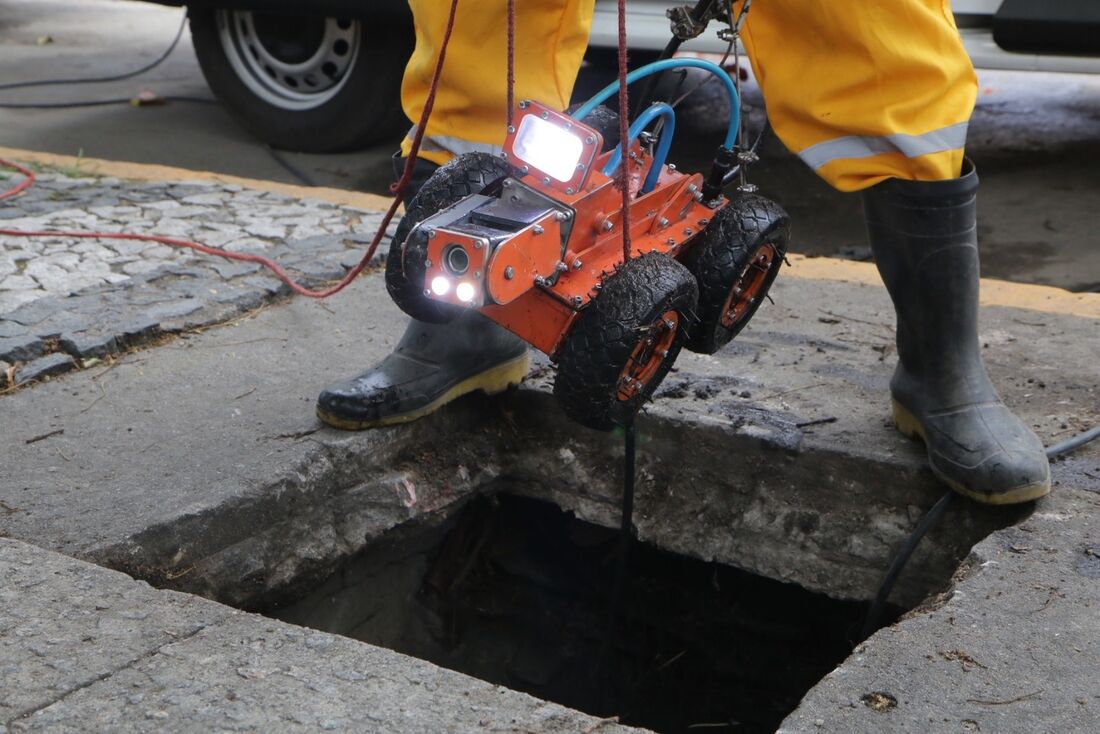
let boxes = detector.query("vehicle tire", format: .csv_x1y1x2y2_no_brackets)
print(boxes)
386,153,515,324
566,104,621,152
682,193,789,355
189,8,412,153
554,253,698,431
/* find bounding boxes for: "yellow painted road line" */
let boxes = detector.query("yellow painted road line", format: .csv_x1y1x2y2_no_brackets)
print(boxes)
784,253,1100,320
0,146,394,213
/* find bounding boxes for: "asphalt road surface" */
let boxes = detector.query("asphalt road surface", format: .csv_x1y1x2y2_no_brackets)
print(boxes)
1,0,1097,292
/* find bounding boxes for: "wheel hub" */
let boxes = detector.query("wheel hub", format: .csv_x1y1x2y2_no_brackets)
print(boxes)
216,10,360,111
720,243,777,329
617,310,679,401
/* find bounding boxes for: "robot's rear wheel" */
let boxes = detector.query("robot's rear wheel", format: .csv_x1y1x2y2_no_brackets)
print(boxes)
683,193,790,355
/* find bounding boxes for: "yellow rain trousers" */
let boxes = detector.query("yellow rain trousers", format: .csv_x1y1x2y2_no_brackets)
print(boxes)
400,0,978,192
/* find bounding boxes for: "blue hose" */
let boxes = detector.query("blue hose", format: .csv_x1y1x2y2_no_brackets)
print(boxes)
601,103,676,194
572,58,740,149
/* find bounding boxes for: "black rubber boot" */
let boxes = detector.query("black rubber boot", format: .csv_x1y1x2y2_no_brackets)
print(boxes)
391,152,439,202
863,160,1050,505
316,312,529,430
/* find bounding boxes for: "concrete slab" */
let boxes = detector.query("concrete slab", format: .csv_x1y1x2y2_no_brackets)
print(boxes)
0,537,642,733
1,256,1095,608
0,169,1096,731
779,482,1100,733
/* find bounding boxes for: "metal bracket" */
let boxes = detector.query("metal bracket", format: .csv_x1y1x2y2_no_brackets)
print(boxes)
666,4,718,41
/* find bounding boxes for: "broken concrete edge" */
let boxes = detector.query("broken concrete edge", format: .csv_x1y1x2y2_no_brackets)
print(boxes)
0,536,646,734
778,483,1100,733
784,253,1100,320
0,145,394,213
89,386,1025,614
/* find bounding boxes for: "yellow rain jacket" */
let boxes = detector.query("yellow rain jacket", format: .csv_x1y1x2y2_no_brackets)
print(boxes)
401,0,977,191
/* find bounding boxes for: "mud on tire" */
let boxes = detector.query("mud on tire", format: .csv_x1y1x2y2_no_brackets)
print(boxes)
386,153,515,323
554,253,698,431
683,194,790,355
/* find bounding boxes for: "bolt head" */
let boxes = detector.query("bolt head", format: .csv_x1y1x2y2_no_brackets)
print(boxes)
540,111,550,119
658,217,669,227
684,228,693,236
585,135,595,145
507,125,516,134
532,225,544,235
565,187,575,195
555,261,568,272
423,289,431,297
555,211,570,221
519,100,529,109
572,259,582,270
427,228,436,239
603,221,614,232
424,259,432,267
504,266,515,280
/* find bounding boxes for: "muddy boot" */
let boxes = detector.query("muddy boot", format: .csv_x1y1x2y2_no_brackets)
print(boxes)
863,160,1050,505
316,312,529,430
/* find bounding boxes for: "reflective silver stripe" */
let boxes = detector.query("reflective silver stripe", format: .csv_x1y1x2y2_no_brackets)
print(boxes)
404,127,503,157
798,121,969,170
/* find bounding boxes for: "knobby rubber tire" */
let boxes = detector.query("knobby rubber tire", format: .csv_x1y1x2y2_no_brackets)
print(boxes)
554,253,698,431
386,153,515,323
683,193,789,354
189,9,412,153
566,103,621,152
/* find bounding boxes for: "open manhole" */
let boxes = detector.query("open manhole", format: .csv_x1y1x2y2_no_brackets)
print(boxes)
269,494,901,733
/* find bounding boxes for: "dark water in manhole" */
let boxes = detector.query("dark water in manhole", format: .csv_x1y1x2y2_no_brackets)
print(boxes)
270,495,901,733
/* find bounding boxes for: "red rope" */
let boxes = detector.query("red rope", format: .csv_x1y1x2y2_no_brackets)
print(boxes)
616,0,632,262
0,0,464,300
507,0,516,128
0,158,35,201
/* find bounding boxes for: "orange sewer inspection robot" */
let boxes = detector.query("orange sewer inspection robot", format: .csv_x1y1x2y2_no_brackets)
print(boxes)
385,58,790,431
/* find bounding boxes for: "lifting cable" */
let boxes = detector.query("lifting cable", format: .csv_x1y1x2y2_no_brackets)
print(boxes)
860,428,1100,642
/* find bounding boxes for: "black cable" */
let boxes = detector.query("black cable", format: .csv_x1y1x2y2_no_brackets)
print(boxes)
1046,425,1100,459
859,489,955,642
265,146,318,187
597,421,638,690
859,424,1099,642
0,12,188,93
0,96,216,109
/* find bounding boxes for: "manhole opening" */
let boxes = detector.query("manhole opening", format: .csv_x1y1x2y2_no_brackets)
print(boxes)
269,494,902,734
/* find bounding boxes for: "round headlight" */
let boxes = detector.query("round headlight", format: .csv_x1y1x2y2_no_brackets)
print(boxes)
456,282,477,303
430,276,451,296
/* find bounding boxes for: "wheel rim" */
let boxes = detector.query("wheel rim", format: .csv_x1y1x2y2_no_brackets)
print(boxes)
617,310,680,401
216,10,360,111
719,243,778,329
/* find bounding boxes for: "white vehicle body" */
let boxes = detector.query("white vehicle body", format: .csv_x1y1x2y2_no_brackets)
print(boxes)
589,0,1100,75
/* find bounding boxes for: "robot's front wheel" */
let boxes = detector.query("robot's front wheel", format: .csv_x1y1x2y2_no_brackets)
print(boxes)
554,253,698,431
683,194,790,355
385,152,515,324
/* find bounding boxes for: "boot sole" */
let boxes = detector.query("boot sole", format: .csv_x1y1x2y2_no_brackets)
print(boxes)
891,399,1051,506
316,353,530,431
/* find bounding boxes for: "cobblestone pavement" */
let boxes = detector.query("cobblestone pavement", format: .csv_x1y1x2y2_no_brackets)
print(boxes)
0,165,392,388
